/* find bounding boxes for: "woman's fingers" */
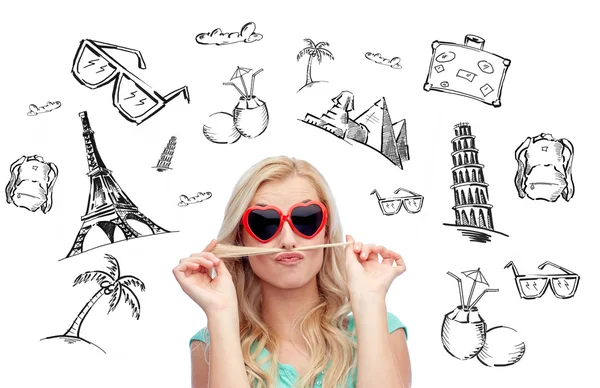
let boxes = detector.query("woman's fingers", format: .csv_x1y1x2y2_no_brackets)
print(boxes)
203,239,219,252
188,252,220,264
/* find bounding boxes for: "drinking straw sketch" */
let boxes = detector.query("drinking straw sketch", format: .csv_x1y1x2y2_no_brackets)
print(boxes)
442,269,525,367
178,191,212,207
64,112,174,259
504,261,580,299
301,91,408,168
514,133,575,202
370,187,423,216
5,155,58,214
203,66,268,144
443,122,508,243
365,52,402,69
195,21,263,45
72,39,190,125
297,39,334,92
27,101,61,116
424,34,511,107
41,253,145,354
152,136,177,172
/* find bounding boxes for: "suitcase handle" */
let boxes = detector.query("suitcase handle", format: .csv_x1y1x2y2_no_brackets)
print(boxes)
464,35,485,50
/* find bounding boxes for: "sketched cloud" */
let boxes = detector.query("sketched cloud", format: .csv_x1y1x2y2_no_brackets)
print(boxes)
196,22,263,45
365,52,402,69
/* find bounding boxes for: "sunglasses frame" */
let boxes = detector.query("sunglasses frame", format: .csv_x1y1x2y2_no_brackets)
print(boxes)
72,39,190,125
242,200,328,243
371,187,424,216
504,261,580,300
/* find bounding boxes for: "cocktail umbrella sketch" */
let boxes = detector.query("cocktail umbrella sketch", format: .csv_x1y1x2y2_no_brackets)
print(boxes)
462,268,490,309
41,254,145,354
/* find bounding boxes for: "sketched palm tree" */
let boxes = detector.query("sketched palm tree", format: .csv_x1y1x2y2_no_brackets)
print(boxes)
297,39,334,92
41,253,145,354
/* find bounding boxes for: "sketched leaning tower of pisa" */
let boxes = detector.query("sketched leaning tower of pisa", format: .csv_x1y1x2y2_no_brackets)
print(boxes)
443,122,508,243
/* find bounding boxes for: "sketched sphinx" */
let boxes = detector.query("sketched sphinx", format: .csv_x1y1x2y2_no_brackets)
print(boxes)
424,34,511,107
515,133,574,202
505,261,579,299
65,112,174,259
370,188,423,216
41,253,145,354
6,155,58,214
203,66,268,144
443,269,525,367
301,91,409,169
72,39,189,125
443,123,508,243
297,39,334,92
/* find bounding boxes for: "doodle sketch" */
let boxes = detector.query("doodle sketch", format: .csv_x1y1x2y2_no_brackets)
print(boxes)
301,91,408,168
27,101,61,116
203,66,268,144
178,191,212,207
6,155,58,213
442,269,525,367
72,39,190,125
443,123,508,243
153,136,177,172
370,187,423,216
424,34,511,107
297,39,334,92
41,253,145,354
195,21,263,45
365,52,402,69
65,112,174,259
504,261,580,299
515,133,575,202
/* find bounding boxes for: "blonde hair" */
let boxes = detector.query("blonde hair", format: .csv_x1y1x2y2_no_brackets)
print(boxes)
204,155,357,388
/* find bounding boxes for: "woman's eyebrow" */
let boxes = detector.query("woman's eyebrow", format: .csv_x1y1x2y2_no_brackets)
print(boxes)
253,199,313,207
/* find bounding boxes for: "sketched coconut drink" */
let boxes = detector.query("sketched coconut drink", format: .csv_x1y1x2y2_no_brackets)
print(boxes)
226,67,268,138
441,269,498,360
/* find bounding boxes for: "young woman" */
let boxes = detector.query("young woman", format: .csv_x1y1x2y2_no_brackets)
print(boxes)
173,156,411,388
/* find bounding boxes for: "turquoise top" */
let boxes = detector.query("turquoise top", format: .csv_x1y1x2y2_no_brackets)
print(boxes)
189,312,407,387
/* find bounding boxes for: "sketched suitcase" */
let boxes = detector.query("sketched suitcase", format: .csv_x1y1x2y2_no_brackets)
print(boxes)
424,35,511,107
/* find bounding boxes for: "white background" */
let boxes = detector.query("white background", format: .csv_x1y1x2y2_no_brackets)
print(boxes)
1,1,598,387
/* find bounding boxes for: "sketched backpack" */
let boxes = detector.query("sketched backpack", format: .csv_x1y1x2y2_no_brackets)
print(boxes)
5,155,59,213
514,133,574,202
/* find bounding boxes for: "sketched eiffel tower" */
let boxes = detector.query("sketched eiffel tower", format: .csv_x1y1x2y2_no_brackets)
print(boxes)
64,111,172,258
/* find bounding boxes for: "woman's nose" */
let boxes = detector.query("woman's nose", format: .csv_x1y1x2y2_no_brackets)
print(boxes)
278,221,297,249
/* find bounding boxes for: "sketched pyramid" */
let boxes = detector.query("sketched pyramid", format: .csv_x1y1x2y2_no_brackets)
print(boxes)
65,112,172,258
352,98,404,168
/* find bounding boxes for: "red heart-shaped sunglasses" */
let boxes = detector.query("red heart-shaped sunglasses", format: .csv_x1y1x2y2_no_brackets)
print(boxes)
242,201,328,243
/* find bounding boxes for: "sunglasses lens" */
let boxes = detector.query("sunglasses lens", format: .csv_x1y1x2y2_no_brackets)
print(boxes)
291,204,324,238
116,74,159,119
74,46,117,86
517,277,547,298
404,197,423,213
551,276,578,298
247,209,281,241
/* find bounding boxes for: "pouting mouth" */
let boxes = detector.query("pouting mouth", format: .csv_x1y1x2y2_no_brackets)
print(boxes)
275,252,305,261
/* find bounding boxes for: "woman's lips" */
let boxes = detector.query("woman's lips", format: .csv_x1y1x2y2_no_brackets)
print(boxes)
275,252,304,264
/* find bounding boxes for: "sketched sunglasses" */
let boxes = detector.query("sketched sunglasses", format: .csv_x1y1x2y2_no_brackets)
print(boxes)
371,187,424,216
504,261,580,299
242,201,328,243
72,39,190,125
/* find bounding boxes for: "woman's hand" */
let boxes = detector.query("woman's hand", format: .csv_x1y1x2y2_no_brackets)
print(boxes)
344,234,406,300
173,239,239,316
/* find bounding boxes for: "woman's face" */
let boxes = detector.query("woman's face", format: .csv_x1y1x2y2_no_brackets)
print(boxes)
242,176,328,290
